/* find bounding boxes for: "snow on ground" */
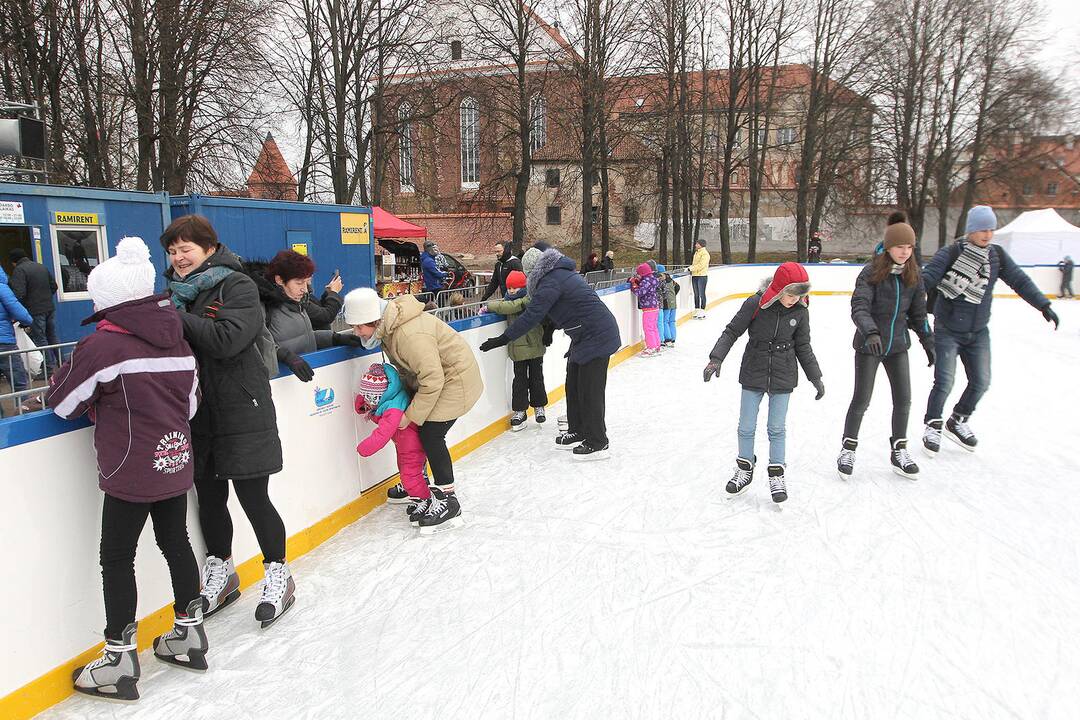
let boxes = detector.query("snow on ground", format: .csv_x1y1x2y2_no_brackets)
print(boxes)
40,296,1080,720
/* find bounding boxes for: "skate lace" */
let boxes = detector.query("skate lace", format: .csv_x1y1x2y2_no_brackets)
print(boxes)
411,498,431,516
838,448,856,469
924,424,942,441
202,559,227,596
425,495,448,517
732,468,752,489
86,641,136,670
894,446,915,467
261,564,289,603
952,420,974,439
769,475,786,494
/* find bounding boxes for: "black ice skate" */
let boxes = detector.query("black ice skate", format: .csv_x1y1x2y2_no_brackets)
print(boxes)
922,419,943,456
837,438,858,480
256,561,296,629
72,623,140,702
726,457,755,496
418,487,464,535
890,438,919,480
534,406,547,423
200,556,240,618
408,496,432,526
153,598,209,671
510,411,528,432
572,441,610,461
767,464,788,503
386,482,412,504
555,432,584,449
945,414,977,451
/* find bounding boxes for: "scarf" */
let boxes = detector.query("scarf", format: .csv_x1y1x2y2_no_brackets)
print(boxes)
168,266,235,309
938,242,990,305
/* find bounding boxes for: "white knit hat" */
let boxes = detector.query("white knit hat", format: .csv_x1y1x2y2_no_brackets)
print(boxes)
87,236,157,311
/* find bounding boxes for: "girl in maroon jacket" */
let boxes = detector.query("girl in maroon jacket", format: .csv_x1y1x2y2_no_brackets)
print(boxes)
46,237,208,702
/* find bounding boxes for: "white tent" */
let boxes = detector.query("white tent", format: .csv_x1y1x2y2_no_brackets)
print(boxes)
994,208,1080,264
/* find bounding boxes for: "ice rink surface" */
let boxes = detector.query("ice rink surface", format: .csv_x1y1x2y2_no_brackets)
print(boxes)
41,295,1080,720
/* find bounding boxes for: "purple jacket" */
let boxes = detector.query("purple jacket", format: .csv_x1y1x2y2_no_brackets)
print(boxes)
46,293,199,502
633,273,660,310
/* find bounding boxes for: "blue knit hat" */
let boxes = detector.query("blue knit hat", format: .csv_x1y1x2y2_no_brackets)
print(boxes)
965,205,997,235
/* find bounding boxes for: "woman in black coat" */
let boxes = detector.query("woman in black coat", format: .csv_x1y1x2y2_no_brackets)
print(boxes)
837,214,934,481
162,215,295,629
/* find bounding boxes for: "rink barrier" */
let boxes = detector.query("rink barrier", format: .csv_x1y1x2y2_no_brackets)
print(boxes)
0,261,1066,719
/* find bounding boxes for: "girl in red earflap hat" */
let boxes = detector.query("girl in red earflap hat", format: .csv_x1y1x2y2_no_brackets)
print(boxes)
702,262,825,503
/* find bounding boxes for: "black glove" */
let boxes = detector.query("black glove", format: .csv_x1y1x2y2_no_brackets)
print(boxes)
541,321,555,347
1042,305,1059,330
332,332,364,347
863,333,883,356
813,379,825,400
921,337,936,367
280,349,315,382
703,360,721,382
479,334,509,352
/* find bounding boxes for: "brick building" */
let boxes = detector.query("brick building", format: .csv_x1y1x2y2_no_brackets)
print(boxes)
213,133,298,201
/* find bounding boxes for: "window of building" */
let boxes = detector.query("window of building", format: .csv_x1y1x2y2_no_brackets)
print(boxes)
1047,182,1059,196
451,40,462,61
52,224,107,301
398,103,414,192
460,97,480,188
1022,182,1034,196
545,168,560,187
546,206,562,225
530,94,547,152
623,205,640,225
777,127,797,145
756,128,767,147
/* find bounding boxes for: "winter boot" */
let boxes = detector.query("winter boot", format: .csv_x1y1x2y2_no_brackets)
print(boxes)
726,457,755,496
555,432,584,449
153,598,208,671
510,411,528,432
837,438,858,480
945,413,977,451
255,561,296,629
767,464,788,503
557,414,569,432
890,438,919,480
200,556,240,618
386,482,412,504
417,487,464,535
408,496,432,526
72,623,140,702
922,419,943,456
534,406,547,424
572,440,610,461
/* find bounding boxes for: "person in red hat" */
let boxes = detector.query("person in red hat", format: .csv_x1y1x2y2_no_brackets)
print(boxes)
702,262,824,503
484,269,550,431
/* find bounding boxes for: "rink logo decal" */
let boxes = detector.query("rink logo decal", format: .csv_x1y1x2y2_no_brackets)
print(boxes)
311,386,340,417
153,431,191,474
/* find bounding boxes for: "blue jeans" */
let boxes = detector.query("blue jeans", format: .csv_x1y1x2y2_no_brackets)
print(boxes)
737,388,790,465
691,276,708,310
1,343,29,417
924,325,991,422
660,308,676,342
28,310,61,372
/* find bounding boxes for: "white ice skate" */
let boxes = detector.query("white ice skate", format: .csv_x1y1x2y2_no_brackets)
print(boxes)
200,556,240,618
72,623,140,702
256,561,296,629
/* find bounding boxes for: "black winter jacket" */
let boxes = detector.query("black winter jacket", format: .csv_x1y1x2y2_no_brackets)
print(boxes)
482,249,523,300
9,257,57,315
308,290,342,331
850,265,931,355
244,263,333,358
166,246,283,480
709,291,822,393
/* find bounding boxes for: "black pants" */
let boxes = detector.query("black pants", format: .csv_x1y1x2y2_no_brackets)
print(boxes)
100,493,200,640
566,355,610,447
512,358,548,412
691,276,708,310
195,472,286,565
418,418,457,489
843,351,911,441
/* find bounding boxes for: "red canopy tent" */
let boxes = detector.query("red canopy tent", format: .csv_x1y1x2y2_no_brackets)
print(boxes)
372,206,427,239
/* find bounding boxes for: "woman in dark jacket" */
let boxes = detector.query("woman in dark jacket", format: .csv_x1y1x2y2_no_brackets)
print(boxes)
703,262,824,504
837,215,934,481
162,215,295,629
245,250,362,382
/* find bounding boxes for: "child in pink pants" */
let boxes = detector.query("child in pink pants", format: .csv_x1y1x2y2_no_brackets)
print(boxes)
630,262,661,356
355,363,430,524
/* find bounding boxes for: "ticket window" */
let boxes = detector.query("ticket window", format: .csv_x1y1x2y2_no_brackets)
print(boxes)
0,226,33,276
51,225,107,301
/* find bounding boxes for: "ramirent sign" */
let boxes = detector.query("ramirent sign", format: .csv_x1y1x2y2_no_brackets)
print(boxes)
54,212,99,225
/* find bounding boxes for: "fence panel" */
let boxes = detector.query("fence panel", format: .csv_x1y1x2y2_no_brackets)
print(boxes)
1,341,77,418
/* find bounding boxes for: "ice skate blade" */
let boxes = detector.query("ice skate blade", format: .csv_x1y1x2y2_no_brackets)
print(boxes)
921,444,939,458
386,496,413,505
202,588,240,619
510,423,526,433
153,645,208,673
420,515,464,535
72,673,139,703
944,430,976,452
725,484,751,498
259,595,296,630
555,441,582,450
891,466,919,481
836,469,852,481
572,449,610,461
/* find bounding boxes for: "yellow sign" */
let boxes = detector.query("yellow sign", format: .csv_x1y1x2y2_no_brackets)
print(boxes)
291,243,309,256
54,212,99,226
340,213,370,245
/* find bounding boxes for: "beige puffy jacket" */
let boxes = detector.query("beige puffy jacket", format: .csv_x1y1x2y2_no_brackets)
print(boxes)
376,294,483,425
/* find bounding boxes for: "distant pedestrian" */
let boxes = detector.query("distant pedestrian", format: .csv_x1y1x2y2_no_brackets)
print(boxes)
1059,255,1074,298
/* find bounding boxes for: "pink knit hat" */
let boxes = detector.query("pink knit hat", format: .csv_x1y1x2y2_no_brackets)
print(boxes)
359,363,389,408
636,262,653,277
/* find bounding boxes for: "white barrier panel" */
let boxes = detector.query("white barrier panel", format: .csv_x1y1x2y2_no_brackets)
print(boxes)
0,260,1062,711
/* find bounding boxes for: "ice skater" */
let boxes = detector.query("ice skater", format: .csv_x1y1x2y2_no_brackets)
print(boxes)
657,264,679,347
921,205,1059,454
690,239,710,318
46,238,208,702
703,262,824,503
1059,255,1074,299
837,214,935,481
484,269,549,431
629,262,661,357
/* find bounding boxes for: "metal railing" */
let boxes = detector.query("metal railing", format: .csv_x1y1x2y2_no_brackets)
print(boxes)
594,278,630,291
434,283,488,308
428,300,488,324
1,341,77,418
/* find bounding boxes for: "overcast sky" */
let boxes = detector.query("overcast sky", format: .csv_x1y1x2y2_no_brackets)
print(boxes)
1038,0,1080,77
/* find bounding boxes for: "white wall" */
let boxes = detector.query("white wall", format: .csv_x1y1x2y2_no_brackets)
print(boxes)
0,261,1062,701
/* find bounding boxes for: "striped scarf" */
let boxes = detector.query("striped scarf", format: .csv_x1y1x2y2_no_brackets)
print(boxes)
938,242,990,305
